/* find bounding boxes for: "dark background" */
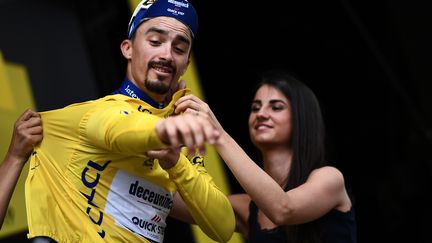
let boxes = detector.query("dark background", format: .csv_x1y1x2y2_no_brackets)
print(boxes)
1,0,431,242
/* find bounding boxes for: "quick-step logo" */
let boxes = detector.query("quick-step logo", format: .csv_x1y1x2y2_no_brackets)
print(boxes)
105,170,173,242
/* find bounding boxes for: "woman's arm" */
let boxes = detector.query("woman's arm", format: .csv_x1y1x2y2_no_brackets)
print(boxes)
175,95,349,225
216,132,348,225
0,109,42,229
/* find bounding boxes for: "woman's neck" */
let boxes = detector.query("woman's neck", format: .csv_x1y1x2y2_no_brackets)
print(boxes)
261,147,292,188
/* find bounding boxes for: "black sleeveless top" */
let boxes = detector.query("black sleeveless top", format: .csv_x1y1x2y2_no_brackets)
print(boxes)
247,200,357,243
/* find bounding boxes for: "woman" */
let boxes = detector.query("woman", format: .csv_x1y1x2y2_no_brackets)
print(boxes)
174,70,357,243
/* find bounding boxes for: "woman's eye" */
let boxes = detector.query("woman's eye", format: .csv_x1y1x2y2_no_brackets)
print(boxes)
251,105,260,112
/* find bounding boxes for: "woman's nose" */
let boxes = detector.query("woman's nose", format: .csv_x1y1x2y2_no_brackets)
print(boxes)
256,108,269,120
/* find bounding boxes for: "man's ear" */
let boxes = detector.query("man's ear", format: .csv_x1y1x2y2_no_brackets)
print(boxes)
120,39,132,59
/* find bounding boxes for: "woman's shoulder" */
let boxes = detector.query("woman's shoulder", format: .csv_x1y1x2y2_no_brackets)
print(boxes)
311,165,345,181
309,166,347,199
312,166,353,212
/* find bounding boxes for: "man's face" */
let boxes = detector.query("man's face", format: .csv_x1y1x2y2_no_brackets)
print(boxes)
125,17,192,102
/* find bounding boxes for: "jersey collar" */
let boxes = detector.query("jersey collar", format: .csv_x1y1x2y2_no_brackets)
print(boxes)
112,78,165,109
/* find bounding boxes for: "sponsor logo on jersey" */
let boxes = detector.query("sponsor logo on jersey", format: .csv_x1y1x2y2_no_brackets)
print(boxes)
129,180,173,210
104,170,172,242
80,159,112,238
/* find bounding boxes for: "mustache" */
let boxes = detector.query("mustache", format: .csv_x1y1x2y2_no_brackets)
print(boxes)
148,60,177,74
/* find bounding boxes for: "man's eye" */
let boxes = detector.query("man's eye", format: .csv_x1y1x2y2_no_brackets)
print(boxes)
149,40,161,45
174,47,186,54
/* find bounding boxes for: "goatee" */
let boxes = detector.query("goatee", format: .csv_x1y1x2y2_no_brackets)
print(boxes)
145,79,170,95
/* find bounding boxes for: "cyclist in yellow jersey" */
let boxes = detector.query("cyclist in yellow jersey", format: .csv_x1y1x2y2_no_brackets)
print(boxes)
25,1,235,242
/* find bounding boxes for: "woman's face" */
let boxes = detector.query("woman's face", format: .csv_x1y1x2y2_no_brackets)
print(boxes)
248,84,292,148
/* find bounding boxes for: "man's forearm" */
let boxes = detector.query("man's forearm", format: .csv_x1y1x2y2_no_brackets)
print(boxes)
166,154,235,242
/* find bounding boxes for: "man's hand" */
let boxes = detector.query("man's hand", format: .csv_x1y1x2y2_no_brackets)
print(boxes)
155,113,219,152
146,147,181,169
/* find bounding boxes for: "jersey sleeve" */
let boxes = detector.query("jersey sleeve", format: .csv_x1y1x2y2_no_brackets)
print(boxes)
166,153,235,242
81,102,166,154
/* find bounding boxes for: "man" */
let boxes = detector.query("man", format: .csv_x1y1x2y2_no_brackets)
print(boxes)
25,0,235,242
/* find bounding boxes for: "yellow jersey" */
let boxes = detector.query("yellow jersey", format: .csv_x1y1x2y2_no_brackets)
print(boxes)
25,90,234,243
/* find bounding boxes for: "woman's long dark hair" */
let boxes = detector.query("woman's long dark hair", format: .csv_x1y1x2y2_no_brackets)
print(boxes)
254,69,326,243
